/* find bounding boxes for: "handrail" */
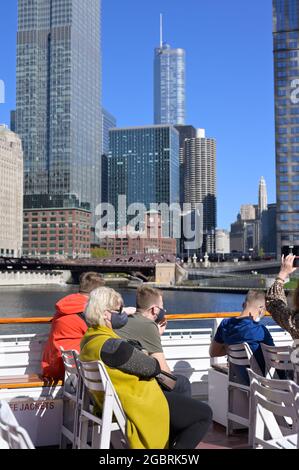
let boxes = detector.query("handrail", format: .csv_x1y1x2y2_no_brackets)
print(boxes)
0,311,271,325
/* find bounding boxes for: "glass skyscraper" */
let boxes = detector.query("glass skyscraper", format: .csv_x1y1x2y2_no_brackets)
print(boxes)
154,41,186,126
16,0,102,218
108,126,180,228
273,0,299,255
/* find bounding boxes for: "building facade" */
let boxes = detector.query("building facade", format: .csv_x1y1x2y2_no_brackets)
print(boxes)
258,176,268,216
99,212,177,256
102,108,116,156
184,128,217,253
154,39,186,125
273,0,299,256
240,204,256,221
16,0,102,221
23,208,91,258
215,229,230,255
174,125,196,206
0,125,23,257
107,125,180,233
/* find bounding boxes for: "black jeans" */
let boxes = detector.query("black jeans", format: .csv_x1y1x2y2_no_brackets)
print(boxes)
163,391,213,449
173,374,192,397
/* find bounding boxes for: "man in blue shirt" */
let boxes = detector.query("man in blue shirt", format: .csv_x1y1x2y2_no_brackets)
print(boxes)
209,290,274,378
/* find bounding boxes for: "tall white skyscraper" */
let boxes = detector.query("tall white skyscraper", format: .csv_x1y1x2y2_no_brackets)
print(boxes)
0,125,23,257
154,15,186,125
258,176,268,216
184,128,217,253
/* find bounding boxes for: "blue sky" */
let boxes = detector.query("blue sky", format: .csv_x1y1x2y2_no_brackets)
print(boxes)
0,0,275,231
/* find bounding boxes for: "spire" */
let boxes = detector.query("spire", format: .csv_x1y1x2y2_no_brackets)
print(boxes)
258,176,268,216
160,13,163,48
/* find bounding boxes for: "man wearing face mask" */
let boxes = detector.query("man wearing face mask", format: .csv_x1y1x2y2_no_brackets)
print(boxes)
209,290,275,377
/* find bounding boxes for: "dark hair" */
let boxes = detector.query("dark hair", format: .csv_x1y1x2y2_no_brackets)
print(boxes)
79,272,105,294
136,286,162,311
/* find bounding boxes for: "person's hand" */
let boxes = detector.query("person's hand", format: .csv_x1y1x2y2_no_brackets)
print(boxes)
278,254,297,281
157,319,167,336
123,307,136,316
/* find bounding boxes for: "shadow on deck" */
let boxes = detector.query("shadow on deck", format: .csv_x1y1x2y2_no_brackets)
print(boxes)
197,422,250,449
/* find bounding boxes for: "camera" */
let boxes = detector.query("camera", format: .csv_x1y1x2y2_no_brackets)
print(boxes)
293,257,299,268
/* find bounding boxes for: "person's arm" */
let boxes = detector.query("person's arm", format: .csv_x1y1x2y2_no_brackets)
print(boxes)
266,254,298,337
209,340,227,358
151,352,171,374
100,338,161,378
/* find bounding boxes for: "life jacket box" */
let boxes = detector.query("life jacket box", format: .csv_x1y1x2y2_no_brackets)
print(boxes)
0,387,63,447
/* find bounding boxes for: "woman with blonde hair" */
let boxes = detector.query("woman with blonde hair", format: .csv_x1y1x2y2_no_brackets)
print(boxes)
80,287,212,449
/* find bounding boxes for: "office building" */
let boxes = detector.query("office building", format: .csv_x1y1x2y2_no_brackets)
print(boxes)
154,16,185,125
102,108,116,156
240,204,256,221
23,208,91,259
0,125,23,257
184,128,217,253
108,126,179,229
175,125,196,206
16,0,102,225
99,212,176,256
273,0,299,256
258,176,268,217
215,229,230,255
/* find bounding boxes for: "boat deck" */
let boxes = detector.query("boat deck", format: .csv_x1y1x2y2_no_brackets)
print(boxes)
197,423,249,449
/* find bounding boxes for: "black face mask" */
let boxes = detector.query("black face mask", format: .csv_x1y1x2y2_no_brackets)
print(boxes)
111,311,128,329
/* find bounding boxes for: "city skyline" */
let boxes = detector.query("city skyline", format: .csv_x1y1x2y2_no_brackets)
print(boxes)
0,0,276,231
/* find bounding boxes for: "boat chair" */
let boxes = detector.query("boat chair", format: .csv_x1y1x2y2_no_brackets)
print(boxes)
227,342,262,437
77,359,128,449
261,344,293,380
290,342,299,385
60,349,82,449
0,400,35,449
248,369,299,449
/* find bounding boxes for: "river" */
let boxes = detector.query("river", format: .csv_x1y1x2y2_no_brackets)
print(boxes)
0,285,275,335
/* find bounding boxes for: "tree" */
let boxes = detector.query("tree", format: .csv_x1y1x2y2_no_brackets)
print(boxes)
91,248,110,258
258,248,265,258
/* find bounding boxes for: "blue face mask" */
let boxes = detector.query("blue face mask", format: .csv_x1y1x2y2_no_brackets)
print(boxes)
111,311,128,330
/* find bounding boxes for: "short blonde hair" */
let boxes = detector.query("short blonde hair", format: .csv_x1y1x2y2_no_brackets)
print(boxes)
84,287,123,327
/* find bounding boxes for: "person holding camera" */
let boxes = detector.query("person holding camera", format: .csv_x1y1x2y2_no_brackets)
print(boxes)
80,286,212,449
266,254,299,339
116,285,192,397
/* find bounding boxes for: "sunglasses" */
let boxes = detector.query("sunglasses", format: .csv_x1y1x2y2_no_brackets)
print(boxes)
109,305,124,315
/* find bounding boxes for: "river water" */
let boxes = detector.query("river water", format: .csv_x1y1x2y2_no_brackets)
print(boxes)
0,285,275,335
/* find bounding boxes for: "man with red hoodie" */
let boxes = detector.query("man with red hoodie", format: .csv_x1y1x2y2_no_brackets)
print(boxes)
42,272,105,380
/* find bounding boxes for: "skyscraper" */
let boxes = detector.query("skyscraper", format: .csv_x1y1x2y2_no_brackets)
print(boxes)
258,176,268,216
102,108,117,156
154,15,186,126
273,0,299,256
16,0,102,220
0,125,23,258
108,125,180,230
184,129,217,253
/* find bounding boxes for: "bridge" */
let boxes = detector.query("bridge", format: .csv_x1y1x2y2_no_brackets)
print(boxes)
0,254,178,281
186,260,281,277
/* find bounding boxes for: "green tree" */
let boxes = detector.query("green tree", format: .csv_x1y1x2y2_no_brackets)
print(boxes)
91,247,110,258
258,248,265,258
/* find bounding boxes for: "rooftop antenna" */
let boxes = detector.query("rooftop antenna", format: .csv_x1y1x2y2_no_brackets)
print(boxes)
160,13,163,48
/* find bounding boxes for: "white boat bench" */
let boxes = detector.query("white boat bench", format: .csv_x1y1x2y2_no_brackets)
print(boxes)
0,334,63,447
